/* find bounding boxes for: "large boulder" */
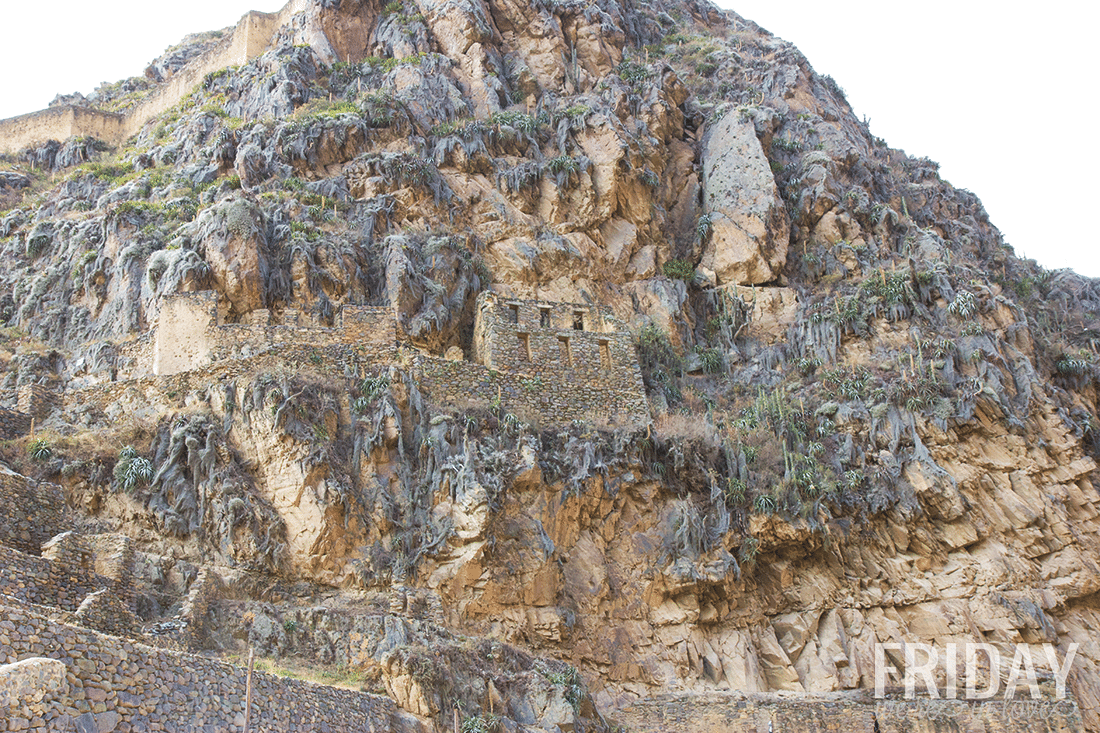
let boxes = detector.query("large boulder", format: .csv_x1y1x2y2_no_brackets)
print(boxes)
0,657,68,708
699,111,790,285
194,197,268,318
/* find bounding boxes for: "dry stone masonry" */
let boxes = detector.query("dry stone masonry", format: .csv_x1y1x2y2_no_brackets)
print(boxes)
614,692,1085,733
100,289,650,428
0,0,310,154
0,602,419,733
0,469,422,732
420,292,649,426
0,468,65,554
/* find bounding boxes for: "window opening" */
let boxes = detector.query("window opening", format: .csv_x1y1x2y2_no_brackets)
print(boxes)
599,340,611,370
558,336,572,366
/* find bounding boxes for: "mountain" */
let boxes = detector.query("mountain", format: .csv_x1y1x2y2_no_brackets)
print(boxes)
0,0,1098,731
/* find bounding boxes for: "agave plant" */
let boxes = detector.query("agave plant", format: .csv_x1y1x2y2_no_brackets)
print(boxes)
114,445,154,492
28,438,53,462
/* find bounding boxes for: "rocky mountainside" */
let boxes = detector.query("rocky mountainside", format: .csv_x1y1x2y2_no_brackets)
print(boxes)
1,0,1099,730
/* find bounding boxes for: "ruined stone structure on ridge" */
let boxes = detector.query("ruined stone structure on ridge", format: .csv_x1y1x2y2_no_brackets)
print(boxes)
473,292,644,392
121,290,396,378
1,288,651,434
414,292,650,427
0,0,309,155
103,289,651,428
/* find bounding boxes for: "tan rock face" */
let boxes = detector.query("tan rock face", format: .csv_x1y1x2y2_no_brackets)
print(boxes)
700,111,790,286
402,403,1100,730
717,285,799,344
9,1,1100,731
197,198,268,318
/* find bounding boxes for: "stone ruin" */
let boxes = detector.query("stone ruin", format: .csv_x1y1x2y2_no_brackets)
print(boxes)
93,289,651,429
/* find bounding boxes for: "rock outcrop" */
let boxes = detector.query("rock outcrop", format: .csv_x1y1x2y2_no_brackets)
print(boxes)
0,0,1098,731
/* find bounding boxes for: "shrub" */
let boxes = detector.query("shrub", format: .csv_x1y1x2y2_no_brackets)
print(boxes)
544,666,583,711
114,445,153,491
360,374,390,401
28,438,53,462
948,290,976,318
25,231,51,258
663,259,694,281
636,323,683,403
752,493,777,515
461,715,502,733
697,346,723,374
292,98,360,120
617,60,649,84
1056,356,1090,376
695,213,713,243
545,155,578,176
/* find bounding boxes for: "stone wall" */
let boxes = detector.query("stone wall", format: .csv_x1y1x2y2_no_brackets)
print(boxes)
74,289,645,427
115,8,286,141
144,291,397,377
0,106,123,155
0,544,104,613
0,0,310,154
68,340,400,420
113,332,155,382
172,566,223,648
0,406,32,439
0,600,417,733
0,657,69,722
86,534,136,590
0,530,142,638
417,355,650,428
473,292,645,391
614,692,1085,733
17,383,58,420
0,469,65,554
151,291,218,376
461,291,649,426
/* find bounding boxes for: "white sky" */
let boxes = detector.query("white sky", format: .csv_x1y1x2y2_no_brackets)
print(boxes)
1,1,1096,278
717,0,1100,278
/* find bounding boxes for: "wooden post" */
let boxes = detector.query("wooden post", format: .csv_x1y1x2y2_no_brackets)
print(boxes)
244,648,255,733
453,708,459,733
29,417,34,438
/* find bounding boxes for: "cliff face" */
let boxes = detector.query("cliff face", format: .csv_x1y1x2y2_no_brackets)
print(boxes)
1,0,1099,730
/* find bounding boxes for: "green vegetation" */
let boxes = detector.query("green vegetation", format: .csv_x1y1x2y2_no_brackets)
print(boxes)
543,665,583,711
28,438,53,462
636,323,683,404
545,155,579,176
695,213,713,243
461,715,502,733
663,259,694,281
113,445,153,492
617,59,649,85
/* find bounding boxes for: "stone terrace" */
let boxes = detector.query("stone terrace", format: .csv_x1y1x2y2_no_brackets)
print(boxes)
0,465,424,732
0,602,419,733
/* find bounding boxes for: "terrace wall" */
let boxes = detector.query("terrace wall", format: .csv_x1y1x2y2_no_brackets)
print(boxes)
0,600,417,733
